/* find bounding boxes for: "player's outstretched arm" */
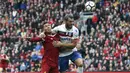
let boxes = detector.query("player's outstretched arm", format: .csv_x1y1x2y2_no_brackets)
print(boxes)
26,32,45,42
53,39,78,49
26,37,43,42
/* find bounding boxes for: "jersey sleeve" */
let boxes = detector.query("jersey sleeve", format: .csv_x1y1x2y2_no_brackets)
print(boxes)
72,28,79,44
72,28,79,40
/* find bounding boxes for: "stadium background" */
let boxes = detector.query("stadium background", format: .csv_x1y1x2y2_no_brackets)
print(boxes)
0,0,130,72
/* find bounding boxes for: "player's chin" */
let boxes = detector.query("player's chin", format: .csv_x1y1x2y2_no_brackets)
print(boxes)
45,31,51,34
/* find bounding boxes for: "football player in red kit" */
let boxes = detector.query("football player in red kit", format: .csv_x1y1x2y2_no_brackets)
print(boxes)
27,23,74,73
28,23,59,73
0,52,9,72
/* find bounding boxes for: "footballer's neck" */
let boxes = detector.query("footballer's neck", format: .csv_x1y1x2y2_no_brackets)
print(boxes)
65,26,71,30
65,24,72,30
45,32,56,36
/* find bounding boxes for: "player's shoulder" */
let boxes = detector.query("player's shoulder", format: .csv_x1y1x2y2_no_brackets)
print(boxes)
73,26,78,30
58,24,65,28
53,24,65,29
56,24,65,27
72,25,79,32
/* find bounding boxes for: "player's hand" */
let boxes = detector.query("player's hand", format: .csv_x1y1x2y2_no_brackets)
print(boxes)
52,41,62,47
39,32,46,38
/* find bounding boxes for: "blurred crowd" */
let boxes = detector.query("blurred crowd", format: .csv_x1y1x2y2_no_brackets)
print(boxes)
0,0,130,72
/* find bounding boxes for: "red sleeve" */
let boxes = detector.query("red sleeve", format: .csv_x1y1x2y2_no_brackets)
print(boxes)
30,37,43,42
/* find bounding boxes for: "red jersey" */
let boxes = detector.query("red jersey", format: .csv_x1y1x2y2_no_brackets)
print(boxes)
30,35,59,64
0,54,9,68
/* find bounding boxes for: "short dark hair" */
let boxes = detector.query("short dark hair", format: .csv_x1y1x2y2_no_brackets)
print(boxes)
40,22,49,30
64,14,74,21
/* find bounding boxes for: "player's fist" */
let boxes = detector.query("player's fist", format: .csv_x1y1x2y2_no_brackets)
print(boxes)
39,32,46,38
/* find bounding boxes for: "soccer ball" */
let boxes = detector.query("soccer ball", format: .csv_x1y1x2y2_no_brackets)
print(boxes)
85,1,96,11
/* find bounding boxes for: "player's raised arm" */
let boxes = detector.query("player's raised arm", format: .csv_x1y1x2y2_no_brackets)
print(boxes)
26,32,45,42
27,37,43,42
53,41,77,49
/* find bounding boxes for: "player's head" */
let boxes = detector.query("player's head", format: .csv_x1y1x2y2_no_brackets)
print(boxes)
64,14,74,30
43,23,52,34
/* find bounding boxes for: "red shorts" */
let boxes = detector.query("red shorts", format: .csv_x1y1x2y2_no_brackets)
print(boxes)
41,59,59,73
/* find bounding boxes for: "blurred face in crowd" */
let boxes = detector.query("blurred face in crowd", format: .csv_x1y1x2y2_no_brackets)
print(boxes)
65,17,74,30
43,23,52,34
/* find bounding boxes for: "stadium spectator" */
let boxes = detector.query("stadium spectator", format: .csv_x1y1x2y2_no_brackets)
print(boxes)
0,0,130,72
